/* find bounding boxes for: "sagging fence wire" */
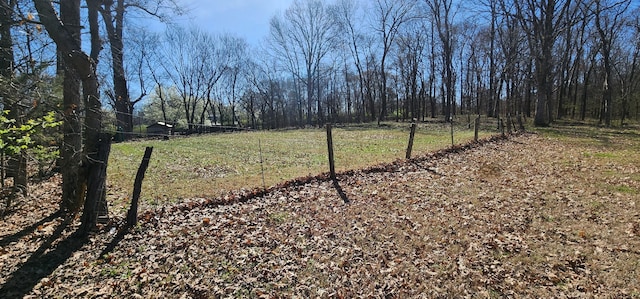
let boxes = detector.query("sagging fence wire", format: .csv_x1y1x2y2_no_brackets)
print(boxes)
105,119,505,206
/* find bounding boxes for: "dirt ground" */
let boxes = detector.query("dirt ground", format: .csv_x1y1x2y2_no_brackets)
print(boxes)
1,132,639,298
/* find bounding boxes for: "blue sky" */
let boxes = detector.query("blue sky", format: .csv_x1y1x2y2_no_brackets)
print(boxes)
178,0,294,44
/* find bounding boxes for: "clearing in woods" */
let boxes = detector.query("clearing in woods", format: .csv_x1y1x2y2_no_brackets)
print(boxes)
0,122,639,297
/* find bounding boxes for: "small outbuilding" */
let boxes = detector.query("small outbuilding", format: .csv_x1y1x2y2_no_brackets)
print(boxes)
146,122,173,137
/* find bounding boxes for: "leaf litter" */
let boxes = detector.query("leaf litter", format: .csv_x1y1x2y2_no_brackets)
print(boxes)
1,132,639,298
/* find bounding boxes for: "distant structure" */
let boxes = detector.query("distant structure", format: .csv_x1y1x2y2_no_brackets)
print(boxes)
147,122,173,137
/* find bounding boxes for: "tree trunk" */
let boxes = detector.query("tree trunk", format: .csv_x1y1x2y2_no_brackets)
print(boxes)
533,0,556,127
488,0,497,118
87,0,101,62
100,0,132,135
379,55,388,123
534,63,552,127
57,0,84,212
80,133,111,234
0,0,27,197
0,0,13,76
33,0,105,226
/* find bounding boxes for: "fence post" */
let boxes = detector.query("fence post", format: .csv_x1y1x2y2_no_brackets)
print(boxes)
406,122,417,159
126,146,153,228
326,123,336,179
450,117,454,146
474,117,480,142
258,139,266,190
80,133,112,234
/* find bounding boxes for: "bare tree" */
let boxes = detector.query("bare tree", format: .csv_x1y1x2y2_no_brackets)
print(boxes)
269,0,337,126
220,36,249,127
427,20,437,119
371,0,416,123
333,0,369,121
424,0,456,122
160,27,232,132
482,0,499,119
555,4,581,120
245,51,289,129
98,0,184,137
590,0,632,126
396,22,426,121
618,7,640,123
126,27,157,114
512,0,575,126
572,2,600,120
140,30,172,124
495,0,527,125
163,26,206,132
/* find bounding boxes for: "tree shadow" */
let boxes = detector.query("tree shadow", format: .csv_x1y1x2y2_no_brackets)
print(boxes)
0,217,87,298
408,160,445,177
98,227,129,259
0,209,63,247
332,178,350,204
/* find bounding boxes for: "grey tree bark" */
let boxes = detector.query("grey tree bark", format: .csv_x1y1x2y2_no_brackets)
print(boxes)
33,0,105,232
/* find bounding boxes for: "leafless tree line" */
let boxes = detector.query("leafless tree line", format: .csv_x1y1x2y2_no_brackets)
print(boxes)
136,0,639,131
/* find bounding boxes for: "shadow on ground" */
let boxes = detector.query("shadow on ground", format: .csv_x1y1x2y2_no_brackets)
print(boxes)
0,216,86,298
0,209,63,248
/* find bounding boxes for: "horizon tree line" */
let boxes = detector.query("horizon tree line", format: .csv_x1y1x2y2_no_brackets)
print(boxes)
133,0,640,131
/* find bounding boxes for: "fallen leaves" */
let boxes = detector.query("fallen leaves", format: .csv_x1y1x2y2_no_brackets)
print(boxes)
1,133,639,297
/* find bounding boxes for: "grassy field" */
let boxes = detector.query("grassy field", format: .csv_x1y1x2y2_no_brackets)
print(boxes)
534,120,640,197
107,121,497,209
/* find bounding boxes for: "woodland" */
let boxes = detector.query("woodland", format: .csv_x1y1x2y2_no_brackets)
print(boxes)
0,0,640,297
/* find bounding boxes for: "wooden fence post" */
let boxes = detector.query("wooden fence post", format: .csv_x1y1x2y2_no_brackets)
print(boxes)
474,117,480,142
258,139,266,190
450,118,454,146
80,133,112,234
126,146,153,228
406,122,417,159
326,124,336,179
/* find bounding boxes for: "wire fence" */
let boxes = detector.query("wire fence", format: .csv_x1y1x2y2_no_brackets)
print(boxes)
106,118,507,208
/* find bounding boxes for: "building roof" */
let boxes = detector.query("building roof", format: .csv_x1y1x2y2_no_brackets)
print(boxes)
147,122,173,128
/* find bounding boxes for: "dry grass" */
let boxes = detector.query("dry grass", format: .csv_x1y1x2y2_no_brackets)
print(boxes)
106,122,493,211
